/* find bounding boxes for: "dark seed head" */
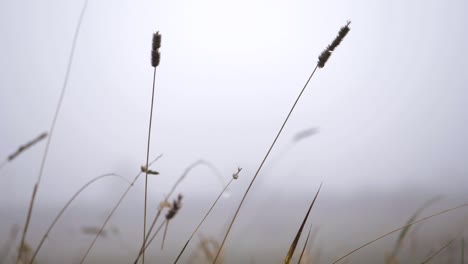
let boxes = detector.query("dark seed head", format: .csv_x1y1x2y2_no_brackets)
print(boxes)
317,21,351,68
152,32,161,51
166,194,183,220
151,50,160,67
151,32,162,67
317,49,331,68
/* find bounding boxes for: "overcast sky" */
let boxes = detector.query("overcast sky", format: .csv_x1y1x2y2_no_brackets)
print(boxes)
1,0,468,262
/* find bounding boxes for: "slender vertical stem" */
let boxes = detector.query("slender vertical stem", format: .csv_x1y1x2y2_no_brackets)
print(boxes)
142,66,158,264
133,221,166,264
16,1,88,263
212,65,319,264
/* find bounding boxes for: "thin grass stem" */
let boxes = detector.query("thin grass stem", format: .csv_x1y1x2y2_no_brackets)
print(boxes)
30,173,130,263
421,237,456,264
79,154,162,264
331,203,468,264
133,221,166,264
173,178,235,263
212,65,319,264
142,160,224,256
16,1,88,263
142,64,158,264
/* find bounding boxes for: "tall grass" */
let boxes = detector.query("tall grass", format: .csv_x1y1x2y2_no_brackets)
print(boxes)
16,1,89,263
141,31,162,264
212,21,352,264
29,173,130,263
4,7,468,263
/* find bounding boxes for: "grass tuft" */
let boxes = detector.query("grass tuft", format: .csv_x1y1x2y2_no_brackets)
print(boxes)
17,1,89,261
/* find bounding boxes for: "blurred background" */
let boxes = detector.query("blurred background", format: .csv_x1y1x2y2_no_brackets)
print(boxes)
1,0,467,263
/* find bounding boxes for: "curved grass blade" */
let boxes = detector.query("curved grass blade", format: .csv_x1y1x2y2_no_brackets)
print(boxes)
331,203,468,264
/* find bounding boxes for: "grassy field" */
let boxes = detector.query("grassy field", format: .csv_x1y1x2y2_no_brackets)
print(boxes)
1,0,468,263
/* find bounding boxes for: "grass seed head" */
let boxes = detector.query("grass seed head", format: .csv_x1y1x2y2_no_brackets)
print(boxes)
317,21,351,68
140,165,159,175
232,167,242,180
166,194,183,220
151,31,162,67
152,32,161,50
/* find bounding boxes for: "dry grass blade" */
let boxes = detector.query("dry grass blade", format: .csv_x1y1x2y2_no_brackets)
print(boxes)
331,203,468,264
297,223,316,264
173,169,240,264
16,1,89,262
133,221,166,264
79,154,162,264
29,173,130,263
420,237,456,264
462,238,465,264
284,183,322,264
387,196,443,262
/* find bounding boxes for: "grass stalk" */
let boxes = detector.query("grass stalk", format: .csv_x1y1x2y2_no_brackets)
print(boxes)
421,237,456,264
142,160,224,251
212,21,351,264
173,176,237,264
284,183,322,264
331,203,468,264
142,66,158,264
133,221,166,264
137,160,229,263
29,173,130,263
142,31,162,263
212,65,319,264
79,154,162,264
16,2,88,262
388,196,442,261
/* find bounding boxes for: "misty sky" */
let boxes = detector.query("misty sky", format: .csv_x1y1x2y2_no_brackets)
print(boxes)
0,0,468,262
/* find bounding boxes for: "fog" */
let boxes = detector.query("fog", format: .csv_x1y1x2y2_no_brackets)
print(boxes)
1,0,467,263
